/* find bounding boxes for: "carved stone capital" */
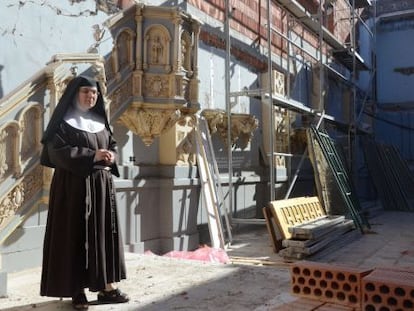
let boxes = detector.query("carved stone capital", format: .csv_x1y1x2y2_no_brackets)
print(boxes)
201,109,258,150
117,104,181,146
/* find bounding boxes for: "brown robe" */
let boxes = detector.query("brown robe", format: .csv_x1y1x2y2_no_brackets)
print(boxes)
40,122,126,297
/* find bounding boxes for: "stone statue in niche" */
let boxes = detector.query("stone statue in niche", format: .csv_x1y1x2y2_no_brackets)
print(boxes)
151,36,164,64
180,32,191,73
181,39,187,69
118,32,129,69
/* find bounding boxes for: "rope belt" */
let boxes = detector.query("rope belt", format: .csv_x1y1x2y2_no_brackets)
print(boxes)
84,165,116,269
85,175,92,269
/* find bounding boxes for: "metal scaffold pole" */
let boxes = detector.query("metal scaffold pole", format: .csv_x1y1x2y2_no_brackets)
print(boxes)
225,0,233,218
348,0,357,187
266,0,275,201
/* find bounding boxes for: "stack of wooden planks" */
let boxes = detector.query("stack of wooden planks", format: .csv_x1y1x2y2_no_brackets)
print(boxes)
279,215,356,259
264,196,359,260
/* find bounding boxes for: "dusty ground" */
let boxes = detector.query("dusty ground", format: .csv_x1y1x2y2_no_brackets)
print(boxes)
0,210,413,311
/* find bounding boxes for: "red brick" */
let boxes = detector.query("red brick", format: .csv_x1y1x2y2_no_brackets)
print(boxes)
290,261,372,309
362,267,414,311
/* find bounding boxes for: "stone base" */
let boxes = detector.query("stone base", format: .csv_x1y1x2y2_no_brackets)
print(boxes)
127,232,199,255
0,271,7,298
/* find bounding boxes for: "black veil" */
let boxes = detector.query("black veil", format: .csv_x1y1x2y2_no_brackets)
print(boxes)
40,75,112,168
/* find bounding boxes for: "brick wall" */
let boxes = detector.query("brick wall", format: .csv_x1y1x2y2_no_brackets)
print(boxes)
188,0,354,69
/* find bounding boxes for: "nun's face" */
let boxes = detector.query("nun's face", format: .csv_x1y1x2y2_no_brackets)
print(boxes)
78,86,99,111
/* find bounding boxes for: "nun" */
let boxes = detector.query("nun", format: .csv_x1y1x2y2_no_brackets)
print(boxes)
40,75,129,310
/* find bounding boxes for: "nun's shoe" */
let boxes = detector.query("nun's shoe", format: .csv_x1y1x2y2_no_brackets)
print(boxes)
72,292,89,310
97,288,129,304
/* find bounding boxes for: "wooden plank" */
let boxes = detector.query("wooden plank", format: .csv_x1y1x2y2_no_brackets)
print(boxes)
195,118,225,249
263,206,283,252
198,117,232,243
229,256,290,268
283,219,355,248
289,215,346,239
283,220,356,256
309,229,361,260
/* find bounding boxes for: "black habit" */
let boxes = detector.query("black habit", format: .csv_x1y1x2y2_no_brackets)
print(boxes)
40,76,126,298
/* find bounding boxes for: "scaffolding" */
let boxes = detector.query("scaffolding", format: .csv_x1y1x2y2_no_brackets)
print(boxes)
224,0,375,224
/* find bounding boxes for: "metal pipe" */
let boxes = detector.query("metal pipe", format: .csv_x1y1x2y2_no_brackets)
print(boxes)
266,0,275,201
224,0,233,216
270,26,318,61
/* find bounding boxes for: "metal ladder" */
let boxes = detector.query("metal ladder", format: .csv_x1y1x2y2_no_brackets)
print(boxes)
310,125,370,233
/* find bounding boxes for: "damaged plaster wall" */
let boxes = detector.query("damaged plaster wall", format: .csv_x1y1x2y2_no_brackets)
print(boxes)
0,0,124,99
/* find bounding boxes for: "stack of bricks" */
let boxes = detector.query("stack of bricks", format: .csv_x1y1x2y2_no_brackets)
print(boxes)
362,266,414,311
290,261,372,309
289,262,414,311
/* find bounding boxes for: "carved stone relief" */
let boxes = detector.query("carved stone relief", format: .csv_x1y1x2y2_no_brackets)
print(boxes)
23,165,44,204
108,78,133,114
273,70,285,96
182,78,191,102
176,116,196,166
0,165,43,228
144,25,171,71
201,109,259,150
117,104,181,146
143,75,170,98
201,109,225,134
0,184,24,227
261,102,290,168
181,31,192,74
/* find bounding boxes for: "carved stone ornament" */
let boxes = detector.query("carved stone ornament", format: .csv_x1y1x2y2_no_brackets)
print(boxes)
201,109,226,134
176,116,197,166
0,165,43,228
201,109,259,150
117,104,181,146
0,184,24,227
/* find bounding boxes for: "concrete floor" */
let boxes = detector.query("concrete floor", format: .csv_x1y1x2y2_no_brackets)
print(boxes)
0,210,413,311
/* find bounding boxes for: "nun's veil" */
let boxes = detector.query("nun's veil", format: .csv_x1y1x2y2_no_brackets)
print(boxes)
40,75,111,167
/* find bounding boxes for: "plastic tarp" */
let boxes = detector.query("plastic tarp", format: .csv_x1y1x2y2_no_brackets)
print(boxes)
145,245,230,264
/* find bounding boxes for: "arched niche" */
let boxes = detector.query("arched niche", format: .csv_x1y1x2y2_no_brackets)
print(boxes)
114,28,136,73
143,25,171,71
0,122,19,181
180,30,192,74
17,103,43,168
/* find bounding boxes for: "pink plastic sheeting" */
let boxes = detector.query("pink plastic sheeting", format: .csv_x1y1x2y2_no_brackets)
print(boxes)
145,245,230,264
